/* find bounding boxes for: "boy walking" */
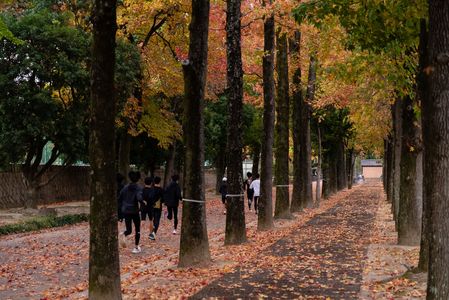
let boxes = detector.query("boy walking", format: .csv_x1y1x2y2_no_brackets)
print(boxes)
244,172,254,211
219,177,228,214
149,176,164,240
118,171,143,253
249,173,260,214
164,174,182,234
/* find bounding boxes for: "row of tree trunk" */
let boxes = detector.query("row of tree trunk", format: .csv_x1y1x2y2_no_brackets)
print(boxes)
383,10,449,298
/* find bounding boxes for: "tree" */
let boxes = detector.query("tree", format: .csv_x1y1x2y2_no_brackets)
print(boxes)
258,3,275,230
424,1,449,298
88,0,121,298
0,8,89,208
274,30,291,219
178,0,211,267
224,0,246,245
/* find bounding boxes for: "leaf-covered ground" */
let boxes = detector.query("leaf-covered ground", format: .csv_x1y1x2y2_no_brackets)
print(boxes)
0,181,424,299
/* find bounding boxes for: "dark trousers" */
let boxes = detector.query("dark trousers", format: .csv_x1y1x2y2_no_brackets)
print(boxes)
254,196,259,212
167,206,178,230
153,208,162,233
123,213,140,246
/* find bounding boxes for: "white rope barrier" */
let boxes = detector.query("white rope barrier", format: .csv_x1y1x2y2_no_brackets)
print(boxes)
182,198,205,203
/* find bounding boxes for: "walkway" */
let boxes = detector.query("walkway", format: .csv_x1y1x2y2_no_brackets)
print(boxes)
193,183,380,299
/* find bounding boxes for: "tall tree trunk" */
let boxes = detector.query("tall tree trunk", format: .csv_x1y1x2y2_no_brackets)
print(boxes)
330,154,338,194
417,18,429,273
299,55,315,208
316,124,322,205
251,147,260,175
88,0,121,298
258,8,275,230
392,98,402,227
322,153,331,199
383,139,388,191
425,2,449,298
178,0,211,267
118,131,131,180
336,140,347,191
164,142,176,187
224,0,246,245
386,135,394,203
347,148,354,190
274,30,291,219
398,95,423,246
291,30,303,212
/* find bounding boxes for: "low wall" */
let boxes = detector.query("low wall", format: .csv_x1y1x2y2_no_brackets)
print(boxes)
0,167,218,209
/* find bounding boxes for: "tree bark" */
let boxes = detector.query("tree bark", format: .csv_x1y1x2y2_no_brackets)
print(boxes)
299,55,315,208
291,30,303,213
88,0,121,298
417,18,429,273
316,124,322,205
386,135,394,203
224,0,246,245
336,140,347,191
178,0,211,267
215,152,226,194
347,148,354,189
398,95,423,246
164,142,176,188
251,147,260,175
425,3,449,297
274,30,291,219
258,8,275,230
322,153,331,199
392,98,402,227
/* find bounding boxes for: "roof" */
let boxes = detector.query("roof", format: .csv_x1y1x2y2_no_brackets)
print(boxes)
361,159,383,167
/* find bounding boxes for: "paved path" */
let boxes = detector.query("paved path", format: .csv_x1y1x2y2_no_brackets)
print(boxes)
193,183,381,299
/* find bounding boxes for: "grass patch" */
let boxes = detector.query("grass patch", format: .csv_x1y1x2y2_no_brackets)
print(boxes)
0,214,89,236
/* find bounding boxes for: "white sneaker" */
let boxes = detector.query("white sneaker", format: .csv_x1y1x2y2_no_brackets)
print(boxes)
172,229,177,235
149,232,156,240
132,246,141,254
119,233,127,248
223,210,226,215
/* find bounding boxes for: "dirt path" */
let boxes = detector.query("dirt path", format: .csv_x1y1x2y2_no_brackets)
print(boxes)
192,182,381,299
0,182,382,299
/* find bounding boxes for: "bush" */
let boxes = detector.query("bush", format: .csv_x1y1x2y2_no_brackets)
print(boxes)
0,214,89,236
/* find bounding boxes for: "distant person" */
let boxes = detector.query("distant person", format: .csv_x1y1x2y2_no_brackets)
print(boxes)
149,176,164,240
219,177,228,214
249,173,260,214
164,174,182,234
244,172,254,211
118,171,143,254
141,176,154,234
116,173,125,221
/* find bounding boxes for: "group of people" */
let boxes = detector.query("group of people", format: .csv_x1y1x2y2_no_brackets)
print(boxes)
117,171,182,254
219,172,261,215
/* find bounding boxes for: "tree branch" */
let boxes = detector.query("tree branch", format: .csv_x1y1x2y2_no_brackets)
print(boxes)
156,31,179,61
142,13,168,50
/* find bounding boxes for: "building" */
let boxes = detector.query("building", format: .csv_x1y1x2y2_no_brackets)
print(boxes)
361,159,383,179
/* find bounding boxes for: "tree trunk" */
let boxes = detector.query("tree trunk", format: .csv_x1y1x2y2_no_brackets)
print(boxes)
118,131,131,181
322,154,331,199
88,0,121,298
178,0,211,267
224,0,246,245
398,95,423,246
316,124,322,205
347,148,354,190
336,140,347,191
386,135,394,203
164,143,176,187
417,18,429,273
299,55,315,208
291,30,303,213
274,30,291,219
425,3,449,297
258,9,275,230
251,147,260,175
330,154,338,195
24,179,40,209
392,98,402,227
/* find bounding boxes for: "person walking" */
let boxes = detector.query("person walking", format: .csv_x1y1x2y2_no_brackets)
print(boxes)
141,176,154,235
149,176,164,240
164,174,182,234
249,173,260,214
219,177,228,214
118,171,143,253
244,172,254,211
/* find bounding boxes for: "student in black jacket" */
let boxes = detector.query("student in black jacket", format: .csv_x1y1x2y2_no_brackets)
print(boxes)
149,176,164,240
164,174,182,234
141,176,154,234
118,171,143,254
